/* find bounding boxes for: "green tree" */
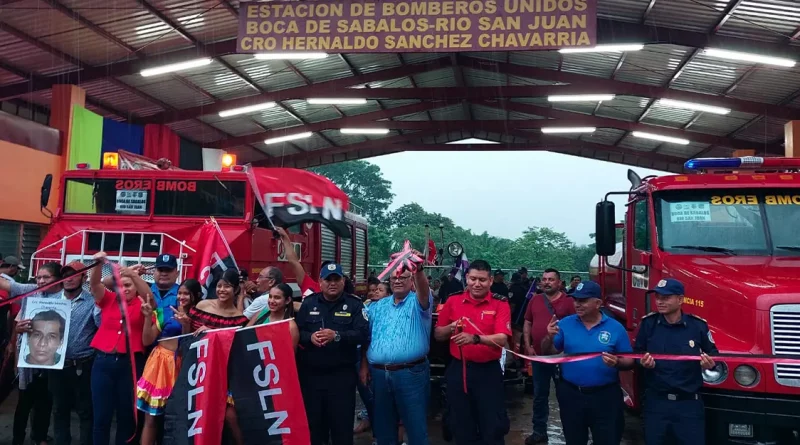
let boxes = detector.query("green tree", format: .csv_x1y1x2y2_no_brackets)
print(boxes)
310,160,394,227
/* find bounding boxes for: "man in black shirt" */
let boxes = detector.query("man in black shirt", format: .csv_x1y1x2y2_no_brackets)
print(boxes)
295,263,369,445
490,269,509,296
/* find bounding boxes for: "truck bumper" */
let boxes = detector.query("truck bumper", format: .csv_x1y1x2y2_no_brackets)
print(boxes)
702,387,800,444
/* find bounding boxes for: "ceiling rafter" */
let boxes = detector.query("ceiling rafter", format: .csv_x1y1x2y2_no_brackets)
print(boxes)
144,58,452,124
214,100,459,149
476,100,779,153
458,57,800,120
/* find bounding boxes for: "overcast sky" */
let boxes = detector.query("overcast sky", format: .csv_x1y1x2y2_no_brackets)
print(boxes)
368,150,670,245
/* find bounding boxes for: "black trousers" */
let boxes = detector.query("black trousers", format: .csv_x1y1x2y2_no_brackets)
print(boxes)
50,358,94,445
556,380,624,445
445,360,510,445
644,391,705,445
13,372,53,445
300,366,357,445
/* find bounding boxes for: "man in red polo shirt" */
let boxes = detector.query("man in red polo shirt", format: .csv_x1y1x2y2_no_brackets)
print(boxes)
434,259,511,445
523,268,575,445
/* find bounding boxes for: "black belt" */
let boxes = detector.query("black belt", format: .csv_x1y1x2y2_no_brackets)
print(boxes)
560,379,618,394
649,390,699,401
371,357,426,371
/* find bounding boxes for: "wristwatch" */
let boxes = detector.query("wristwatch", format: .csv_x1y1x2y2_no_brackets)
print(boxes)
472,334,480,345
334,331,341,342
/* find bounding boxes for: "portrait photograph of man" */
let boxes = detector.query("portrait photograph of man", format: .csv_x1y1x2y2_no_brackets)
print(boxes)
18,298,71,370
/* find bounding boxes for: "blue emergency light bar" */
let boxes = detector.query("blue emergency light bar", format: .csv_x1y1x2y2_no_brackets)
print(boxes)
684,156,800,171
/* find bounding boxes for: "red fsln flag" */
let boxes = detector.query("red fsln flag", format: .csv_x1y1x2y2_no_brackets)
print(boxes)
163,328,237,445
229,321,310,445
246,167,352,238
195,220,238,299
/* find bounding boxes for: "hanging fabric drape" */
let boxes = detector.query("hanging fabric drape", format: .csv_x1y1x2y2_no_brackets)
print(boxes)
143,124,180,166
67,106,103,213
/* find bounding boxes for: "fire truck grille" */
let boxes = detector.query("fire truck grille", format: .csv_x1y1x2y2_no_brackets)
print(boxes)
771,304,800,387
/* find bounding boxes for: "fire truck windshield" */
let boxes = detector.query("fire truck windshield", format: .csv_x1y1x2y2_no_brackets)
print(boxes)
63,177,246,218
654,188,800,256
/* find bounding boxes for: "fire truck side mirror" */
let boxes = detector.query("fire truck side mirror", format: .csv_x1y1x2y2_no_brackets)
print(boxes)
40,174,53,209
595,201,616,257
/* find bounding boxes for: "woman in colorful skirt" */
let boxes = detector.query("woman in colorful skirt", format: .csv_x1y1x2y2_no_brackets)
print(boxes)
136,278,202,445
180,269,249,445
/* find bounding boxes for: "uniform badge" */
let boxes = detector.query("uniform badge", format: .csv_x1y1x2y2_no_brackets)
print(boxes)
598,331,611,345
343,304,347,310
327,264,337,271
576,283,584,291
658,279,667,287
363,307,369,321
708,331,715,344
689,340,695,348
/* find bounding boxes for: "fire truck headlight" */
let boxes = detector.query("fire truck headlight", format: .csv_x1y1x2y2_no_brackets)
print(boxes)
703,361,728,385
733,365,759,387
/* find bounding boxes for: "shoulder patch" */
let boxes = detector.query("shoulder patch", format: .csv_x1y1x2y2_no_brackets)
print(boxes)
642,311,658,319
492,293,509,301
688,313,708,323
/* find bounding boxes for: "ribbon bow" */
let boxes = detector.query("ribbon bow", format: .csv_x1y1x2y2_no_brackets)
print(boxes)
377,240,424,281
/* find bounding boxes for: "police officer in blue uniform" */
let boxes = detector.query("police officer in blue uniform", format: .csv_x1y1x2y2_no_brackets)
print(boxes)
541,281,635,445
295,262,369,445
635,278,718,445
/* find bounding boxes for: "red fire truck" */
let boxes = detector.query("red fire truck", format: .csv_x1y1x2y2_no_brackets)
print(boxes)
590,156,800,445
30,152,369,296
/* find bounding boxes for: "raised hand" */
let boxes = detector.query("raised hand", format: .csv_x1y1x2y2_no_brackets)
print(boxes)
139,295,153,318
546,315,559,338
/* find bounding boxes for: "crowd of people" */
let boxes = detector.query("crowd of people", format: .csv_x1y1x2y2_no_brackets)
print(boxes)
0,231,719,445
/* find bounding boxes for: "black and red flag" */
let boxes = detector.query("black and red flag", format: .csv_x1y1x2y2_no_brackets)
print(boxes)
195,219,239,300
229,320,310,445
163,328,237,445
246,167,351,238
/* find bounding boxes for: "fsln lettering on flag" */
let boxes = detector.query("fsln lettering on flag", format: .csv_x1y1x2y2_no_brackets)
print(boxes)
229,321,310,445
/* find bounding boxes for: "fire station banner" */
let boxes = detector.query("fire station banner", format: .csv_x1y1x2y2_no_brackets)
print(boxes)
237,0,597,54
229,321,310,445
163,329,237,445
246,167,352,238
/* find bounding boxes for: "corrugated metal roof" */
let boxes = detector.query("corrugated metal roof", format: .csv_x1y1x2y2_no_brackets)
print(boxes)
615,45,690,86
645,0,724,32
717,0,800,43
670,52,752,95
727,67,800,104
685,110,756,136
596,95,647,121
0,0,798,165
167,118,226,143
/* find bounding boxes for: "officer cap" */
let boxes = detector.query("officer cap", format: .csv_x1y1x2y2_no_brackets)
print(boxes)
320,263,343,279
571,280,602,299
646,278,684,297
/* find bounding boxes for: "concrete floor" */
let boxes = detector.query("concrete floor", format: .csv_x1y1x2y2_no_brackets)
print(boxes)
0,383,645,444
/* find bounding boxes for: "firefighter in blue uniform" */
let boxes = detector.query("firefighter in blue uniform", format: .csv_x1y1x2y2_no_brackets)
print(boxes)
635,278,719,445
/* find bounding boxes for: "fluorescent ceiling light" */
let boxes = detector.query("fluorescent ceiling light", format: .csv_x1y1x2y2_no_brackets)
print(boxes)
548,94,615,102
446,138,499,144
265,132,313,145
559,44,644,54
254,52,328,60
140,58,212,77
340,128,390,135
307,98,368,105
218,102,276,117
703,48,795,67
633,131,690,145
541,127,596,134
657,98,730,115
